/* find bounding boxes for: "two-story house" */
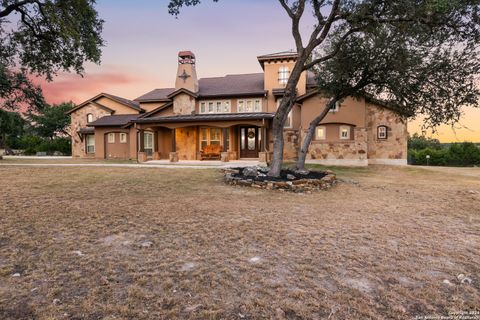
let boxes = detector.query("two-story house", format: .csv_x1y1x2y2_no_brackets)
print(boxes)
67,50,408,165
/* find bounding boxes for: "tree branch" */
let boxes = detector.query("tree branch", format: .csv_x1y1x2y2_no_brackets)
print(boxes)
0,0,36,18
303,27,362,70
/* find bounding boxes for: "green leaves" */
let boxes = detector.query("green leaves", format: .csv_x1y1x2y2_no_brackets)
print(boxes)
0,0,104,111
28,101,74,138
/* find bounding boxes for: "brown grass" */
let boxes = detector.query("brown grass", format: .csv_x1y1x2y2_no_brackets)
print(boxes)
0,165,479,319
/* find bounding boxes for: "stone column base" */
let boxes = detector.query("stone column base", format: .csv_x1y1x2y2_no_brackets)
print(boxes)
137,152,147,163
220,152,229,162
169,152,179,163
152,152,161,160
259,152,268,163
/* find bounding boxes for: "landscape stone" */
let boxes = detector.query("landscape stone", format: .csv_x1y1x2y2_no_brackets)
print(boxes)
224,167,336,193
242,167,258,177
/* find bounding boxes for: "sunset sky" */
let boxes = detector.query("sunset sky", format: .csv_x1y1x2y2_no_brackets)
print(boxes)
38,0,480,142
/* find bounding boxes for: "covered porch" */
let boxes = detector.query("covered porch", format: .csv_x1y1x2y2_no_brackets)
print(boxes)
133,113,274,163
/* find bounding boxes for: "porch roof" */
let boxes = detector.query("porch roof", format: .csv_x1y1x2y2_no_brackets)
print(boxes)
133,112,274,124
87,114,140,127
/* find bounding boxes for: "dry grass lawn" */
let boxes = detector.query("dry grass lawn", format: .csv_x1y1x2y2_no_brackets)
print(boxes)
0,164,479,319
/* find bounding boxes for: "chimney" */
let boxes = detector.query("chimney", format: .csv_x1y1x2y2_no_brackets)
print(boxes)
175,50,198,93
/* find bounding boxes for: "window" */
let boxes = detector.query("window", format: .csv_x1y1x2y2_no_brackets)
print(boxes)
200,128,208,150
107,133,115,143
200,127,223,149
120,133,127,143
199,100,231,114
285,111,293,128
377,125,388,139
329,101,340,112
238,100,244,112
86,113,93,123
86,134,95,153
278,66,290,85
237,99,262,113
224,101,230,113
340,126,350,139
315,126,326,140
210,128,221,145
254,100,261,112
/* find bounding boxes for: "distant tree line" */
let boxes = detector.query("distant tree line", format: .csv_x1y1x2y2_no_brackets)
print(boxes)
408,133,480,167
0,103,73,155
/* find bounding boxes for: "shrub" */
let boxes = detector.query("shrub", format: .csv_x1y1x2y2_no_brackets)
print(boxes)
409,142,480,166
16,135,71,155
408,133,442,151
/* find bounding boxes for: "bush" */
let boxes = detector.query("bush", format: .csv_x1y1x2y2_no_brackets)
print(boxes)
409,142,480,166
16,135,71,156
408,133,442,150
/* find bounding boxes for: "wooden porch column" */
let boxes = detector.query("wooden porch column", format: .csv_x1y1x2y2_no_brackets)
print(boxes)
169,128,178,162
153,130,160,160
138,129,145,152
137,129,147,163
260,126,265,152
171,128,176,152
222,128,228,152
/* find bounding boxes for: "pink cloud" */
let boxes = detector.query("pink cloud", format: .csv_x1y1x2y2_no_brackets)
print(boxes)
35,72,139,105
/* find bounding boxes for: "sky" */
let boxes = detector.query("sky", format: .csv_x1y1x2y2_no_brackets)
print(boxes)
37,0,480,142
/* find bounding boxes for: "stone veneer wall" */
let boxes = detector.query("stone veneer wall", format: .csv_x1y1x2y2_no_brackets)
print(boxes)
173,93,195,115
71,104,111,157
283,129,301,160
304,128,368,163
175,127,198,160
366,103,407,163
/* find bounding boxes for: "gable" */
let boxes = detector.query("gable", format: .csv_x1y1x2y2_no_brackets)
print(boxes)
67,93,143,115
95,97,140,115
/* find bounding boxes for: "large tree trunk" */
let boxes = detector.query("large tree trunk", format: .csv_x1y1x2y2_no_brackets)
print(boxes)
296,99,336,170
267,65,306,177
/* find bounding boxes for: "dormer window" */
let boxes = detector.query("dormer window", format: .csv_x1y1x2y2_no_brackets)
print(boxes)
278,66,290,85
86,113,93,123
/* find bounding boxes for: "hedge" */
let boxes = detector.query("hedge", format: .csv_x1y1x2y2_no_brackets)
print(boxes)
409,142,480,166
11,135,71,156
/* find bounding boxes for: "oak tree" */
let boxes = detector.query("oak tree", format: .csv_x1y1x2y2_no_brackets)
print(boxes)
169,0,480,176
0,0,104,111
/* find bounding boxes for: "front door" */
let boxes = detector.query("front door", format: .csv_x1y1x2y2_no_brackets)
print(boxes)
240,127,260,158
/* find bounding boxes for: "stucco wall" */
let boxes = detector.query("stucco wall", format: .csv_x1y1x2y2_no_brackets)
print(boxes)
366,103,408,161
301,95,366,130
70,104,111,157
263,59,307,114
96,97,139,115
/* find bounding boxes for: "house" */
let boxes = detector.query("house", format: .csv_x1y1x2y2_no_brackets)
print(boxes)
67,50,408,165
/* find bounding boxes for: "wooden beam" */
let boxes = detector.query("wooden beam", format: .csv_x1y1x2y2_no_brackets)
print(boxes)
171,128,176,152
138,129,145,152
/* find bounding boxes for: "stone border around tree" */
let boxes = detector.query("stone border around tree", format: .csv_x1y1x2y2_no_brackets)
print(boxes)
223,167,336,193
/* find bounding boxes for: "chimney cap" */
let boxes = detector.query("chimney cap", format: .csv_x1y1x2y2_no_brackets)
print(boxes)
178,50,195,58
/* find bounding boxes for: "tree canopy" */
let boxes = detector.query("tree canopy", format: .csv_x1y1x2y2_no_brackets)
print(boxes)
0,0,104,111
0,108,26,147
29,101,73,138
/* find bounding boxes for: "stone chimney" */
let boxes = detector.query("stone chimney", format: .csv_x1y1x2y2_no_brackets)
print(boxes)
175,50,198,93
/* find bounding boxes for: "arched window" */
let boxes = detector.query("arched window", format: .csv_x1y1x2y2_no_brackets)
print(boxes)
86,113,93,123
278,66,290,85
377,125,388,139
